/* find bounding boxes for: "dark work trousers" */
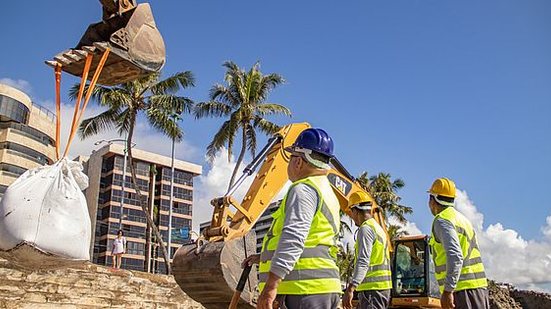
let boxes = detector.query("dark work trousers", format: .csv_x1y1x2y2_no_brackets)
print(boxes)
357,290,391,309
454,288,490,309
276,293,340,309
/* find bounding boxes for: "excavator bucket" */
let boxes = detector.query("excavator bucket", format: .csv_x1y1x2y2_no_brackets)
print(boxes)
173,232,258,309
46,2,165,85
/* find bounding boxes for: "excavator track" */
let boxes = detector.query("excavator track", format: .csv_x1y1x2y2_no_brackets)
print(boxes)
173,232,258,309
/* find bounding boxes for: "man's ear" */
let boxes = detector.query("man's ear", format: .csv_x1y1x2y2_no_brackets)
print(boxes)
295,156,304,169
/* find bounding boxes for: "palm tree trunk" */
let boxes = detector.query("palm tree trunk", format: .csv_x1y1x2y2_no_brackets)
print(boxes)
126,117,172,275
227,125,248,192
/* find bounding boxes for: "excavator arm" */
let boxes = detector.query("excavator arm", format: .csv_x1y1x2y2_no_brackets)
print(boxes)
173,123,392,309
202,123,391,249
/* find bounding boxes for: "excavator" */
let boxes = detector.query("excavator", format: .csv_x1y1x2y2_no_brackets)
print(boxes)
172,123,442,308
46,0,165,85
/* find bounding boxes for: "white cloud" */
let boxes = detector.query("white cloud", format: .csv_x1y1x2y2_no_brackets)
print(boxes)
454,189,551,292
386,216,423,236
54,102,198,161
192,150,251,231
0,78,32,94
542,216,551,240
402,221,423,235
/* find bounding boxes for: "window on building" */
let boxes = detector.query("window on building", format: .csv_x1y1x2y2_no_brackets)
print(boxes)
0,141,51,165
0,163,27,178
114,156,150,177
0,122,54,146
0,95,30,123
161,184,193,200
161,168,194,186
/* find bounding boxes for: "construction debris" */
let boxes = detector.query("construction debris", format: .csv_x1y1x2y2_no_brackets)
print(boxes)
489,280,551,309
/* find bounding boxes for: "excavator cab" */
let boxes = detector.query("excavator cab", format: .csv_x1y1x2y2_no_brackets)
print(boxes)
391,235,441,308
46,0,165,85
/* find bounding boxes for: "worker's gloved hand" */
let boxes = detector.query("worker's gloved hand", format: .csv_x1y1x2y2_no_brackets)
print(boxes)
441,291,455,309
241,254,261,268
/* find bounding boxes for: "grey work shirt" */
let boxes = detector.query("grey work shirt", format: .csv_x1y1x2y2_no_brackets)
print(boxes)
351,225,376,287
433,217,464,292
270,183,319,279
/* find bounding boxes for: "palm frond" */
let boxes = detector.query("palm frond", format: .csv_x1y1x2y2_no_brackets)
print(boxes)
78,107,121,139
132,72,161,95
245,123,257,158
209,84,240,107
146,107,183,142
194,101,233,119
225,112,241,160
255,103,292,117
253,117,281,135
69,83,130,108
255,73,285,102
115,108,133,136
149,94,194,115
205,118,238,162
150,71,195,95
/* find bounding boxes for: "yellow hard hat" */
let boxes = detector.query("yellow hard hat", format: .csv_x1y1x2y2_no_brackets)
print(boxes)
349,191,372,210
427,178,456,198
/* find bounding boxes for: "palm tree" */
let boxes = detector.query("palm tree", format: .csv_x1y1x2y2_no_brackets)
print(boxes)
337,243,356,287
70,71,195,274
195,61,291,191
357,172,413,239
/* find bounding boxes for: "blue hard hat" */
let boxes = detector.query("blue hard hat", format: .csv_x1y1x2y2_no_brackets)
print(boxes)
287,128,334,158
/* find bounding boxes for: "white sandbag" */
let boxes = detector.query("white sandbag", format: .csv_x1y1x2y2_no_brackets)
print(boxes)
0,158,91,266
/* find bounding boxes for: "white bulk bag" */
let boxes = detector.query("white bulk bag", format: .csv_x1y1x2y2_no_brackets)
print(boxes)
0,158,91,266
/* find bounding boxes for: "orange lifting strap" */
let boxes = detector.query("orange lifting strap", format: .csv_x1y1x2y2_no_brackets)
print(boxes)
54,65,62,161
53,48,111,161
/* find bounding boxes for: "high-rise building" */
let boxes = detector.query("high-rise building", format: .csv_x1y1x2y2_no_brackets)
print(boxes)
199,199,282,253
80,144,201,273
252,200,281,252
0,83,56,197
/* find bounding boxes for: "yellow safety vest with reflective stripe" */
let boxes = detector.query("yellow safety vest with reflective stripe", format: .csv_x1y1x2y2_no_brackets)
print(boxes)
355,218,392,291
429,207,487,293
258,175,341,295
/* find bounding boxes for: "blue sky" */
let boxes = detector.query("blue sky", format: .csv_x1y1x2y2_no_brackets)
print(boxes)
1,0,550,289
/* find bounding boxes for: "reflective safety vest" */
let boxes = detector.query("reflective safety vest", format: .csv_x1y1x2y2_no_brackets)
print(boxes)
258,175,341,295
355,218,392,291
429,207,487,293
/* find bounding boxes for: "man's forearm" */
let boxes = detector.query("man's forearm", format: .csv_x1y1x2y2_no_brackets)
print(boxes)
264,272,282,291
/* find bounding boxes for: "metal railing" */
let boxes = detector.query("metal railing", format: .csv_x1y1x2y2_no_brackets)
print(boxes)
31,102,56,121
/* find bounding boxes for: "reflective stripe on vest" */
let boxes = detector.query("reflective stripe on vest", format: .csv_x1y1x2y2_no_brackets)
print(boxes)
258,175,341,295
355,218,392,291
429,207,487,293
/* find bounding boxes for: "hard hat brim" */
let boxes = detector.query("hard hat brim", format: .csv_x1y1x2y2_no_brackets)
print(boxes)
351,204,372,211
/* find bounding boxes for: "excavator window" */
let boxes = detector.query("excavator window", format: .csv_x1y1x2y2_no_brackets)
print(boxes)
392,238,441,300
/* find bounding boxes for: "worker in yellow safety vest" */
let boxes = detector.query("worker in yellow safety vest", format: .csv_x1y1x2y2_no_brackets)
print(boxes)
343,191,392,309
241,128,342,309
428,178,489,309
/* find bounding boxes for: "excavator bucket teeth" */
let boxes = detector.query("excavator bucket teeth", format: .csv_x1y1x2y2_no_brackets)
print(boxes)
173,232,258,309
46,3,165,85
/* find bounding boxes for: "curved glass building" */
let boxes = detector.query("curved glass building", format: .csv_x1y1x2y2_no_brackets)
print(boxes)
0,83,56,197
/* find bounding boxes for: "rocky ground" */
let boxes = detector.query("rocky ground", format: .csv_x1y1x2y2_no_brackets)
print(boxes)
0,256,549,309
489,281,551,309
0,257,205,309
